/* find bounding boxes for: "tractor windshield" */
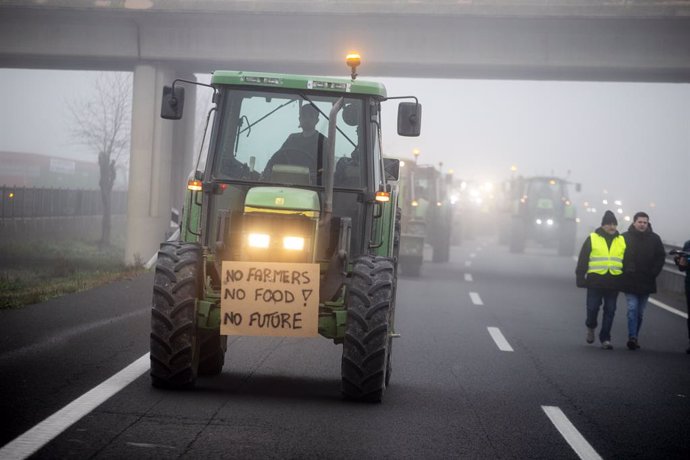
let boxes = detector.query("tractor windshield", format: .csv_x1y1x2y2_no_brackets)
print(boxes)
527,179,566,212
212,88,364,188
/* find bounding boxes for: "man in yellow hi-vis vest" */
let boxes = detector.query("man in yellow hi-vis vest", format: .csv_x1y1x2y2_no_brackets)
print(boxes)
575,210,626,349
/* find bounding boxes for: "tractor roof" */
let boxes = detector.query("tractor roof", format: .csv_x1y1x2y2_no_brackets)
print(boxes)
211,70,387,98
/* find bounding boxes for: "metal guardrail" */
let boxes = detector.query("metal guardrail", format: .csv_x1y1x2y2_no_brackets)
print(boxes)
0,186,127,219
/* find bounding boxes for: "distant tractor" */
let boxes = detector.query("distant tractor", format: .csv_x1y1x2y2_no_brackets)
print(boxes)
508,176,579,256
398,161,452,276
149,56,421,403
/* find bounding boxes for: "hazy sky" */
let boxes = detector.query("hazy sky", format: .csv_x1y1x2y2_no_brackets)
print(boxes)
1,69,688,244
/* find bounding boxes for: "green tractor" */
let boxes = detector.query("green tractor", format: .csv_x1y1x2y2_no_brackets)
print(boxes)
397,160,426,277
398,162,453,276
149,58,421,403
508,176,579,256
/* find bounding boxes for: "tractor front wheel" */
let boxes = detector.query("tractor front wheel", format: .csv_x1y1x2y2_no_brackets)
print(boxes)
341,256,395,402
150,242,202,389
198,332,227,376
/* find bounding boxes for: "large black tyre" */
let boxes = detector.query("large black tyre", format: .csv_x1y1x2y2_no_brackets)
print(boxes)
558,220,577,257
342,256,395,402
432,228,451,263
509,218,526,253
198,332,227,376
150,242,202,389
402,260,422,277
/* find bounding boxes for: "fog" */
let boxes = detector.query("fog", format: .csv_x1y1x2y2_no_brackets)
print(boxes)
1,69,688,244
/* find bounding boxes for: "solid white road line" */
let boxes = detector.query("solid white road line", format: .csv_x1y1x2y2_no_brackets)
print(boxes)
469,292,483,305
649,297,688,319
542,406,602,460
464,273,473,282
0,353,150,460
487,327,514,352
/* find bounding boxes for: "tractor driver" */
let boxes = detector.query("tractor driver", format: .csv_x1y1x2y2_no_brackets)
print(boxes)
263,104,327,183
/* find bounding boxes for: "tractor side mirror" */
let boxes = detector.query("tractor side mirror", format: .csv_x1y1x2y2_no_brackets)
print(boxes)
383,158,400,181
161,85,185,120
397,102,422,137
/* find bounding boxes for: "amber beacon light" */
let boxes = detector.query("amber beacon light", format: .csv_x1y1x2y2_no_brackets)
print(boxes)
346,53,361,80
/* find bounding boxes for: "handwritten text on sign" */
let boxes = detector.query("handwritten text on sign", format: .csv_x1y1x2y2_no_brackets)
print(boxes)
220,261,320,337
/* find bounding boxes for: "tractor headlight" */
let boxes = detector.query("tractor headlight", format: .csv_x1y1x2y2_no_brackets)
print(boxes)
283,236,305,251
536,218,543,225
248,233,270,248
546,219,554,226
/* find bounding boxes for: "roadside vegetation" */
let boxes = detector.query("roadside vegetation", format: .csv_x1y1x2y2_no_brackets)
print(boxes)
0,239,144,309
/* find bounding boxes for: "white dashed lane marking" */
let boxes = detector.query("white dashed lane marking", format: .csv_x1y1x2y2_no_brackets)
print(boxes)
465,261,472,267
469,292,483,305
464,273,473,282
487,327,514,352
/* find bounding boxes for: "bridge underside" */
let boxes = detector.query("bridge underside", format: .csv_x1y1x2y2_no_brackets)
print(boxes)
2,7,690,82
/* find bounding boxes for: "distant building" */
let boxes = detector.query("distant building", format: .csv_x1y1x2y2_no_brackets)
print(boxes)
0,151,127,190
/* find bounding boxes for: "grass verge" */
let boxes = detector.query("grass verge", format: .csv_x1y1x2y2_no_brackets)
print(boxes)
0,240,145,309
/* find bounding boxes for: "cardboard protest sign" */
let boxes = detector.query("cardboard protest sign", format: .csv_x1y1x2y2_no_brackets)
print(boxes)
220,261,320,337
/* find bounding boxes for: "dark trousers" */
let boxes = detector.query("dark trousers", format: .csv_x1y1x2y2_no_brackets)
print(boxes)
586,288,619,343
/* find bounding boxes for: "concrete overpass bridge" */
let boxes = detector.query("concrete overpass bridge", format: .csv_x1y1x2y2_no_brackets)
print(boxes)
2,0,690,263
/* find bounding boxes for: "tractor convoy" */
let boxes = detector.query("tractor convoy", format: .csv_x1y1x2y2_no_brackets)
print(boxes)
150,56,421,402
147,55,578,404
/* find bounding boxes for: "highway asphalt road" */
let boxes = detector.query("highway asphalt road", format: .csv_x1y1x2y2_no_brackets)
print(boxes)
1,240,688,459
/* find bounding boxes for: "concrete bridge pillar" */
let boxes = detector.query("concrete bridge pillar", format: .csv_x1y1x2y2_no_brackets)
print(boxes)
124,64,197,266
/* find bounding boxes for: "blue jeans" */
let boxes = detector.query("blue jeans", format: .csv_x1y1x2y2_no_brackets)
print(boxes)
586,288,618,342
625,293,649,339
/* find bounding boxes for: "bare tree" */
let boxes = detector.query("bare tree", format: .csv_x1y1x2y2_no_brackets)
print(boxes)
69,72,131,247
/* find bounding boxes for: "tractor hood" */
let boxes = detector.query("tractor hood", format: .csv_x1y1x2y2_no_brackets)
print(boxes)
244,187,320,215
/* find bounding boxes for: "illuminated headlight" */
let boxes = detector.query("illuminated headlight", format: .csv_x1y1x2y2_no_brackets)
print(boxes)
248,233,270,248
411,200,419,207
546,219,554,226
536,219,543,225
283,236,305,251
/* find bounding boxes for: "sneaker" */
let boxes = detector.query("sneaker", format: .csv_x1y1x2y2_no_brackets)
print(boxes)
627,337,638,351
586,328,595,344
601,341,613,350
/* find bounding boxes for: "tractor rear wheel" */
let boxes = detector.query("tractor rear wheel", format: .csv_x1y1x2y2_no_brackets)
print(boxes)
558,220,577,257
150,242,202,389
341,256,395,402
509,218,526,253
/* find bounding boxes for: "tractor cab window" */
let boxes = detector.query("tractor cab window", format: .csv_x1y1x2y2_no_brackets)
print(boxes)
213,89,363,189
527,179,564,211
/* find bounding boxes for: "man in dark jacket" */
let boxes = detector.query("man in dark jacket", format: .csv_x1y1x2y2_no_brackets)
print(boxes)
621,212,665,350
576,210,626,349
673,239,690,354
